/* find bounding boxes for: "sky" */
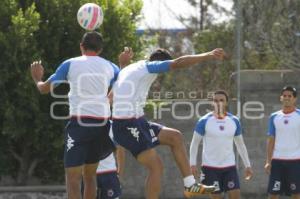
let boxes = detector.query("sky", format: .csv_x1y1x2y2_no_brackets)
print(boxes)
138,0,233,30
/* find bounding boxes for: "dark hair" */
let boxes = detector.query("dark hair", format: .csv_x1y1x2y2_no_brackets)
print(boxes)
281,86,297,97
81,31,103,52
214,90,229,102
149,48,172,61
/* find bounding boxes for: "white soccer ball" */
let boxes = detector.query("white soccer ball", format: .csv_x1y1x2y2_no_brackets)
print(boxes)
77,3,104,31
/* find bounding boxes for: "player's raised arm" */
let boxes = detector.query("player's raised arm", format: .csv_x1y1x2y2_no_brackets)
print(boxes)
119,47,134,69
108,46,134,106
30,60,51,94
30,59,70,94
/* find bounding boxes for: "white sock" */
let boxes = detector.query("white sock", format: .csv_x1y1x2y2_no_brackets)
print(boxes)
183,175,196,187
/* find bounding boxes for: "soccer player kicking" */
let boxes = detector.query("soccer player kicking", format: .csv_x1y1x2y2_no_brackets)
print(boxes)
111,48,226,199
265,86,300,199
189,90,253,199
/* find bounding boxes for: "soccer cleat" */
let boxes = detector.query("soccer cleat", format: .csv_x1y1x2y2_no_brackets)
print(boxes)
184,183,216,198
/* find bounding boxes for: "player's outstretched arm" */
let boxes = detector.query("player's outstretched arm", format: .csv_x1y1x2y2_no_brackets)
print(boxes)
30,60,51,94
169,48,225,70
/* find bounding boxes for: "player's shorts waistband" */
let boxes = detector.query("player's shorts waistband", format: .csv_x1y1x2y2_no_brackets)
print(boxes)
202,165,236,170
272,158,300,162
70,115,110,120
112,115,144,120
96,169,118,175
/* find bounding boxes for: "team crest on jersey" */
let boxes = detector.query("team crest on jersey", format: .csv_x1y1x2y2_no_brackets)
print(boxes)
284,120,289,124
272,181,281,191
227,181,235,189
107,189,114,197
290,183,297,191
219,125,225,131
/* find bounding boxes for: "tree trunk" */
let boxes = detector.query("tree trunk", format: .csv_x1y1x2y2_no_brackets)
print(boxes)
11,146,39,185
200,0,204,30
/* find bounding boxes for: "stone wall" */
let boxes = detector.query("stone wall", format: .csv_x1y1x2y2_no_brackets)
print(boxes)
122,70,299,199
233,70,300,199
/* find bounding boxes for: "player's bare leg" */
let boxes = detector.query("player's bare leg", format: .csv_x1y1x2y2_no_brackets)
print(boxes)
158,127,215,197
137,148,163,199
65,166,82,199
228,189,240,199
210,194,223,199
158,127,191,177
82,163,98,199
291,194,300,199
268,194,279,199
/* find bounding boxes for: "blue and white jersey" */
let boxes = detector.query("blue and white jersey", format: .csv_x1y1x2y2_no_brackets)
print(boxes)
194,112,242,168
267,109,300,160
112,60,171,118
97,127,118,174
96,153,117,174
48,55,119,118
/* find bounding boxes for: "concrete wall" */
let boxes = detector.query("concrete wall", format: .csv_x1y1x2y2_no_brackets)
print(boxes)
0,186,66,199
232,70,300,199
1,70,299,199
122,70,300,198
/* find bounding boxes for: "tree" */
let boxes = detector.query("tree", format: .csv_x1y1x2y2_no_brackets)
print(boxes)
185,0,232,30
238,0,300,69
147,0,292,100
143,0,234,99
160,0,232,30
152,23,236,98
0,1,44,185
0,0,143,185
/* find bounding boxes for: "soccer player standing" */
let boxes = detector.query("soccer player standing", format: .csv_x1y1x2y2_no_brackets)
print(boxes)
30,31,118,199
265,86,300,199
189,90,253,199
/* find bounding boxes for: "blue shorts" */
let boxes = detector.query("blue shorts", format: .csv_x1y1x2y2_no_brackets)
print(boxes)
268,159,300,196
112,117,163,157
201,166,240,193
97,172,121,199
64,118,115,168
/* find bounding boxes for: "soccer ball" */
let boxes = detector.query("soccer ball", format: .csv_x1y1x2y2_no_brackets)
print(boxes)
77,3,104,31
